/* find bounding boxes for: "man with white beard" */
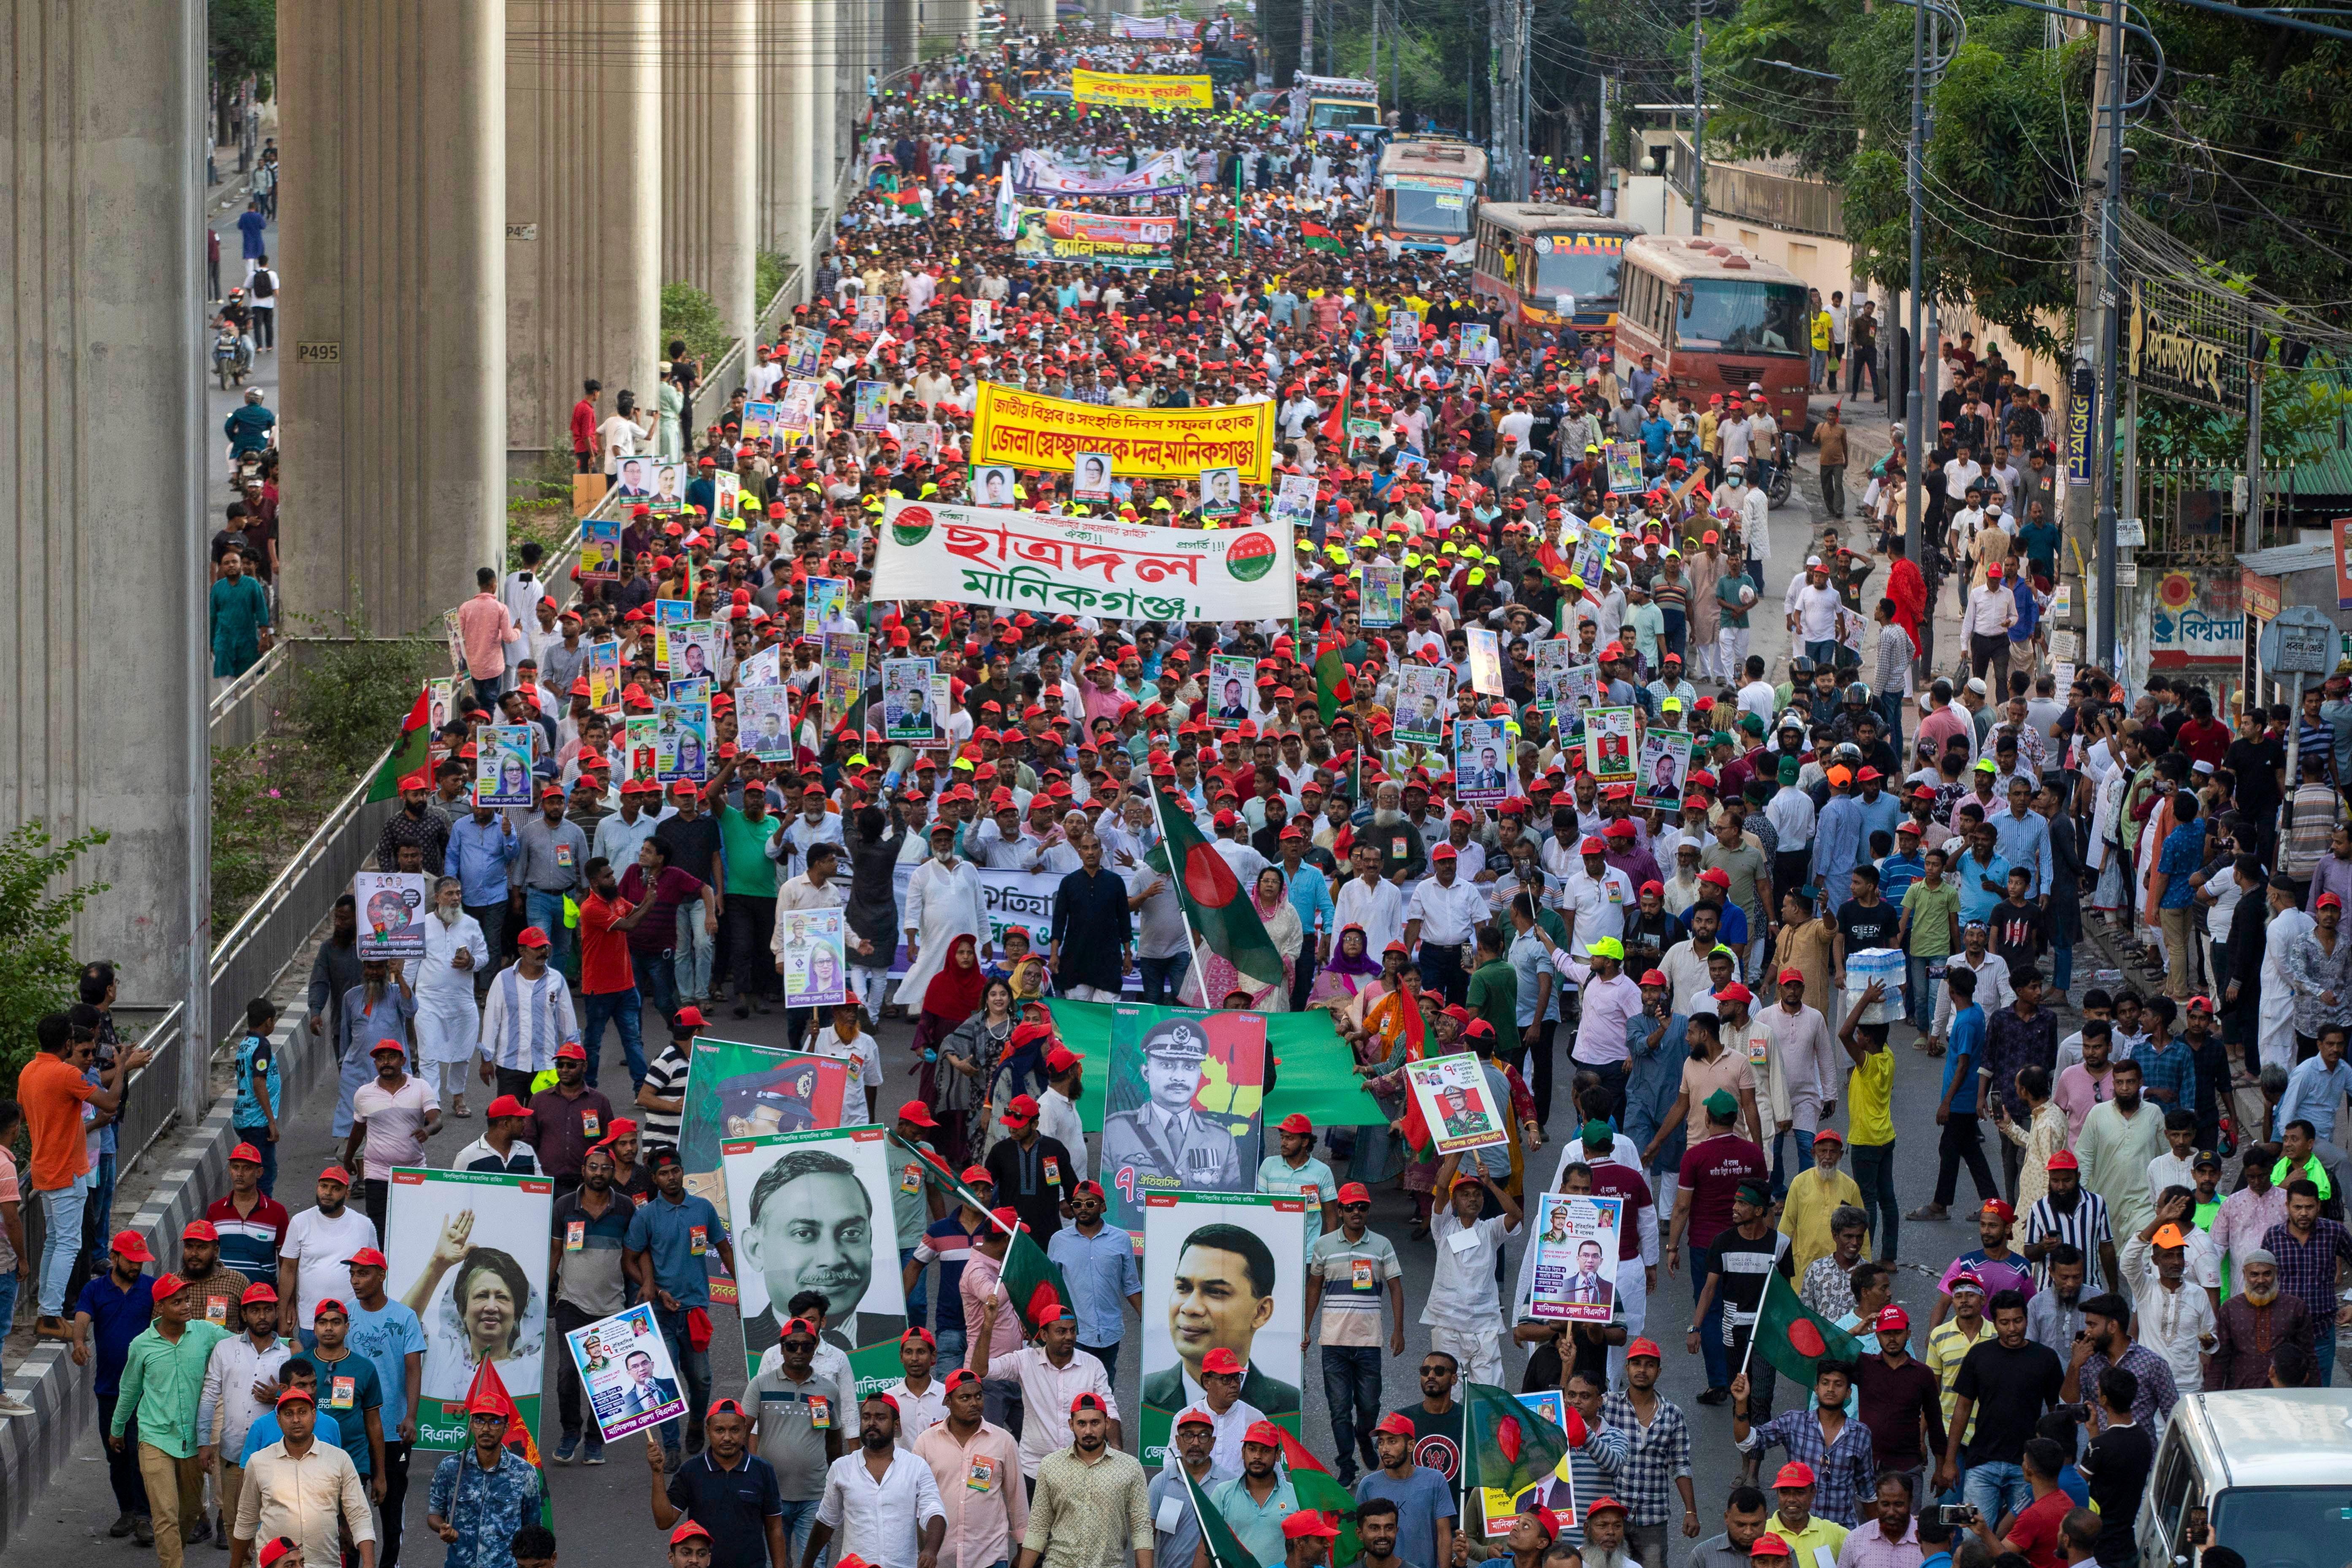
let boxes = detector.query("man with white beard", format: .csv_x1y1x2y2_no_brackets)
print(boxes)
1038,810,1093,876
1576,1498,1633,1568
415,877,488,1116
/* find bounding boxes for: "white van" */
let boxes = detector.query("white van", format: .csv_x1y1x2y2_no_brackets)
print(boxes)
2136,1388,2352,1568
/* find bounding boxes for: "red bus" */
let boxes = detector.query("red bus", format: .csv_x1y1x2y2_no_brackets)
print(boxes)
1613,235,1810,402
1469,203,1641,344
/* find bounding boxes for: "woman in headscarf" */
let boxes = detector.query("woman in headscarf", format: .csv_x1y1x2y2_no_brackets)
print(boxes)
934,973,1015,1167
911,932,985,1116
1351,956,1432,1200
1305,923,1383,1013
1193,868,1302,1012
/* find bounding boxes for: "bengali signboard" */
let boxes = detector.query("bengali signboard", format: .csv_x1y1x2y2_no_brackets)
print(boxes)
1013,208,1180,271
970,383,1275,485
1012,147,1192,196
1070,68,1215,110
2127,278,2249,416
877,497,1296,623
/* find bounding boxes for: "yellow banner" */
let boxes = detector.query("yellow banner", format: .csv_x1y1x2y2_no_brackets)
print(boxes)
1069,68,1215,111
970,384,1275,486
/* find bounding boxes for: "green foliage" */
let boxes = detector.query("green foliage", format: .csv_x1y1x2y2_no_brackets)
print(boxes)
291,640,436,777
211,0,276,92
0,823,111,1095
661,282,731,369
757,251,790,312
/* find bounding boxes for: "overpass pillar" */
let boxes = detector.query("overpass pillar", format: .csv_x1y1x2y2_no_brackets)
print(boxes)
668,0,761,352
759,0,813,286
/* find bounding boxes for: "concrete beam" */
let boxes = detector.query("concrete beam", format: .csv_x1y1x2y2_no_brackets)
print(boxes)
759,0,814,287
0,0,208,1014
506,0,664,473
666,0,761,349
279,0,509,637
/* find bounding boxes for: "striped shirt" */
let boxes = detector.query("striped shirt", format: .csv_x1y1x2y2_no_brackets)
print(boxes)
477,965,579,1074
639,1043,689,1151
2022,1189,2112,1291
206,1194,291,1284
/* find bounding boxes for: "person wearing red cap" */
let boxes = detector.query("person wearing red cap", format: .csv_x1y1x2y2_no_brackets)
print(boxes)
228,1379,374,1568
277,1165,378,1345
198,1281,294,1549
1201,1418,1301,1566
1017,1385,1150,1568
1254,1111,1338,1263
111,1269,235,1565
477,921,582,1102
174,1218,250,1332
374,761,452,880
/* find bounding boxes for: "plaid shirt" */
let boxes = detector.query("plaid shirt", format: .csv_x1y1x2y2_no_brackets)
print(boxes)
1600,1395,1690,1527
2133,1035,2199,1118
1735,1410,1878,1526
2260,1217,2352,1330
1982,1005,2058,1121
2078,1339,2179,1433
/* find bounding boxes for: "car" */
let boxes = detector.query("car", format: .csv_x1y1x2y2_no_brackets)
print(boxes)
2135,1388,2352,1568
1247,90,1283,114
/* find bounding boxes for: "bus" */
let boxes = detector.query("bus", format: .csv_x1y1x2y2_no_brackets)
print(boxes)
1372,139,1487,259
1294,73,1379,138
1469,203,1642,343
1613,235,1811,402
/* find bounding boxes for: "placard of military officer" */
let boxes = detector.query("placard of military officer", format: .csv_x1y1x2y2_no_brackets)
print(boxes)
1099,1009,1266,1240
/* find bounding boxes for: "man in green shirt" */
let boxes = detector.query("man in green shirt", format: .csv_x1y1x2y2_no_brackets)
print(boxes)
707,756,783,1018
111,1273,234,1566
1898,847,1962,1030
209,547,272,682
1464,926,1518,1045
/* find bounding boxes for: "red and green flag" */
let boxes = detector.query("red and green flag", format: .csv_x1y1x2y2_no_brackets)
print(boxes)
1300,219,1346,254
365,687,435,804
463,1357,551,1522
1751,1268,1863,1387
918,1156,1071,1336
1181,1464,1264,1568
1313,633,1349,727
1464,1381,1577,1530
1274,1426,1363,1565
1146,785,1288,992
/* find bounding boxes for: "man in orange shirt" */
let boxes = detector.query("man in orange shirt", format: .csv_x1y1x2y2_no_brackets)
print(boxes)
22,1011,149,1336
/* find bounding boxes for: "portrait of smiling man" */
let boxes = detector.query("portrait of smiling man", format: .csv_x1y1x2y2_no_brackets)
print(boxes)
1142,1220,1299,1421
737,1145,883,1360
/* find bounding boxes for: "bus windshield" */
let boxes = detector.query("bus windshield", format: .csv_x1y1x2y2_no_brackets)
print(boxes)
1528,240,1623,303
1389,180,1472,236
1675,278,1810,354
1309,97,1372,131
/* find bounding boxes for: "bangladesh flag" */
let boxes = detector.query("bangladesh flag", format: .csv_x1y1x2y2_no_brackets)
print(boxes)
1146,785,1287,990
1300,219,1346,254
1182,1463,1264,1568
1274,1426,1363,1566
1464,1381,1578,1529
1313,634,1349,727
919,1158,1072,1336
1751,1268,1864,1387
1319,375,1350,450
463,1357,551,1522
365,687,435,804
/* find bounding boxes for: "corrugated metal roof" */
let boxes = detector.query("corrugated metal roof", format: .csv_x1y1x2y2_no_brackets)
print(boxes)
2237,542,2336,576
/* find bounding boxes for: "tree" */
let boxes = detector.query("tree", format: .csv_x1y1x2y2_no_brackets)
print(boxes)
0,823,111,1095
211,0,277,149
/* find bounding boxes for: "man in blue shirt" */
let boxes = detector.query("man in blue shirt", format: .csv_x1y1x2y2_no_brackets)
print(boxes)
445,806,520,985
2276,1026,2352,1143
1987,776,2054,902
2149,791,2207,1003
73,1231,156,1540
1811,767,1866,902
625,1147,733,1461
1914,966,1999,1221
1876,822,1927,907
345,1246,428,1568
1045,1181,1142,1376
1952,823,2014,928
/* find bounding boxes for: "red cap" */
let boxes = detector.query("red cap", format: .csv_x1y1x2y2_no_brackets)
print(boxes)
240,1282,279,1306
1373,1411,1418,1437
1001,1094,1040,1125
1069,1391,1109,1416
1717,981,1754,1005
897,1100,938,1128
1777,967,1806,986
1242,1419,1285,1448
485,1094,530,1120
1773,1461,1818,1489
1698,867,1732,888
317,1165,353,1186
2324,893,2345,911
182,1220,219,1242
2046,1149,2080,1170
1874,1305,1911,1333
1283,1514,1341,1541
259,1538,301,1568
1337,1182,1371,1204
344,1247,388,1268
1579,836,1607,854
1202,1347,1244,1376
1045,1046,1081,1075
516,925,552,948
676,1005,706,1028
669,1522,714,1546
1625,1337,1663,1361
554,1041,587,1061
111,1229,153,1263
1981,1198,2015,1221
230,1142,265,1165
1752,1536,1793,1560
275,1386,317,1408
1176,1407,1217,1428
150,1272,189,1300
1278,1112,1313,1135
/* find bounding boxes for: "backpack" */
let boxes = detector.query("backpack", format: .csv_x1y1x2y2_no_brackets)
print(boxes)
252,268,275,300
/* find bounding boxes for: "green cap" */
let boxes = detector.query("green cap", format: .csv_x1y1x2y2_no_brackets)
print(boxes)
1778,756,1802,785
1582,1118,1615,1148
1703,1089,1740,1120
1740,712,1766,735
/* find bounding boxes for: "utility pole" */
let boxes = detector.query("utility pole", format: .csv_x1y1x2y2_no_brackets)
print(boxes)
2064,0,2117,664
1301,0,1314,87
1904,0,1927,586
1691,0,1707,234
2244,330,2264,552
1519,0,1533,199
1489,0,1503,172
2090,0,2126,668
1599,73,1614,214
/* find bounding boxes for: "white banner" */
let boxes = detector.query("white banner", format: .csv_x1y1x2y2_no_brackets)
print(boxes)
877,498,1296,623
1013,147,1193,196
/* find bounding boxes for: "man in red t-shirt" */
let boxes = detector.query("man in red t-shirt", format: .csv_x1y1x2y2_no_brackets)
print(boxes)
20,1016,148,1332
579,855,658,1092
571,380,602,473
1968,1434,2073,1567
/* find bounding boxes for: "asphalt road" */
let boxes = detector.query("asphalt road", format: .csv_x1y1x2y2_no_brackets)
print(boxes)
8,418,2026,1561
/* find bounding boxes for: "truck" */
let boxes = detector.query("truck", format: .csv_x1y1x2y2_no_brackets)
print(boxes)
1291,73,1379,139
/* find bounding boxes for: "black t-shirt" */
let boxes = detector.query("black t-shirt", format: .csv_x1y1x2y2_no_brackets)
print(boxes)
2079,1420,2155,1563
2225,735,2284,820
1706,1227,1792,1334
1836,897,1902,953
655,812,725,886
1521,1323,1610,1396
1989,899,2046,967
665,1452,784,1568
1951,1338,2064,1465
1392,1400,1463,1480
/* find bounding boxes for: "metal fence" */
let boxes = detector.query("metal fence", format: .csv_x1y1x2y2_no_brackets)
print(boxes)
2134,461,2332,562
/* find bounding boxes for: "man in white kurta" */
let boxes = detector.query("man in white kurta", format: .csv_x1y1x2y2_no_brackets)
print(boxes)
416,879,490,1110
897,823,991,1006
2261,896,2317,1073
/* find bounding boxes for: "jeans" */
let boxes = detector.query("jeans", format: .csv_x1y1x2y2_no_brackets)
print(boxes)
1904,956,1940,1028
982,1375,1024,1437
2319,1321,2340,1387
1962,1460,2032,1525
654,1302,713,1457
1417,942,1470,1006
1877,692,1905,755
0,1274,16,1335
1137,952,1191,1005
675,903,716,1002
1821,464,1846,518
778,1497,824,1567
2052,941,2075,996
934,1328,965,1368
1690,1239,1729,1389
1727,1330,1779,1422
235,1124,281,1194
553,1300,606,1449
1321,1345,1383,1483
37,1174,89,1316
581,987,647,1091
1077,1340,1121,1378
1767,1127,1793,1200
81,1150,117,1283
900,1248,929,1341
633,948,681,1029
723,895,778,1002
1851,1141,1900,1261
526,887,575,979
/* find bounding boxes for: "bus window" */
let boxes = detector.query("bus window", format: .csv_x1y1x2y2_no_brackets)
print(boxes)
1526,241,1622,305
1673,279,1810,354
1387,181,1472,236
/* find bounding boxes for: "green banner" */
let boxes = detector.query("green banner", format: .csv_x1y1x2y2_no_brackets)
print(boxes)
1044,999,1386,1134
681,1038,861,1307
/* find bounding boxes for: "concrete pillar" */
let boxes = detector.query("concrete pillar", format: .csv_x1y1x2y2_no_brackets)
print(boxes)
506,0,663,474
0,0,209,1021
758,0,811,284
280,0,507,637
883,0,918,80
666,0,761,351
810,0,837,227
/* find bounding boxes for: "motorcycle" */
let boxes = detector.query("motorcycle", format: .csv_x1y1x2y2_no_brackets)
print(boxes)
213,325,251,390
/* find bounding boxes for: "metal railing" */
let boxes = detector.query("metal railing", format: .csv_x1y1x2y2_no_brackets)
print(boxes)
1665,134,1846,239
208,641,295,750
2135,461,2322,562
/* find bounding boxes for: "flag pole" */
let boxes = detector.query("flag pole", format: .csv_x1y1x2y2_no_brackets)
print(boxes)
1146,781,1210,1007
